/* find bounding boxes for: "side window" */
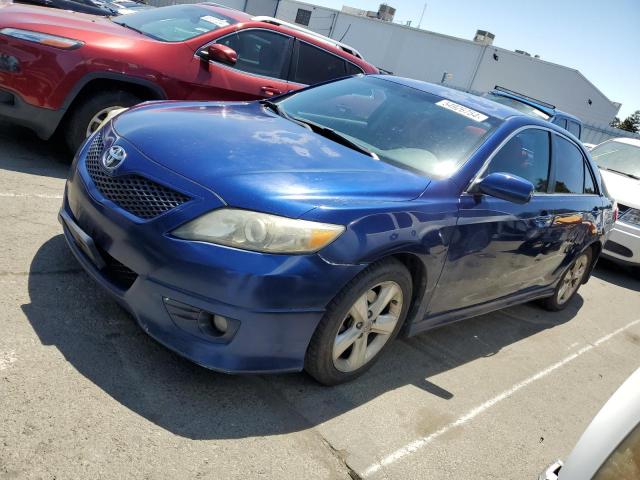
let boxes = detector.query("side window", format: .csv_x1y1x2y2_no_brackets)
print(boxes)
292,41,347,85
567,121,581,138
554,136,588,194
484,129,551,193
553,117,567,129
216,30,290,80
584,163,597,194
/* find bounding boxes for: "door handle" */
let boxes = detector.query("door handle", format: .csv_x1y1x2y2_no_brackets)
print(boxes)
261,86,282,96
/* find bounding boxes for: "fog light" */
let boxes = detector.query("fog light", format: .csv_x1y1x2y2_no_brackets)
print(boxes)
213,315,228,334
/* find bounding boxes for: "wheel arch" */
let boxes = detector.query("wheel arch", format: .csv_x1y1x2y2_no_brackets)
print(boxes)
583,240,602,284
58,73,167,127
383,252,429,333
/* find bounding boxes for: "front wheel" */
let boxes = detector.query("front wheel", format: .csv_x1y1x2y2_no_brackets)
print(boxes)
540,248,592,311
305,259,412,385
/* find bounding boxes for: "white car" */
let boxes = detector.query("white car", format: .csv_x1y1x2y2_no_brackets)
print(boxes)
591,138,640,273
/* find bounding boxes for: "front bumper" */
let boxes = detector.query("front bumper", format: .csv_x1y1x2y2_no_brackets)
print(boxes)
60,135,364,373
602,220,640,266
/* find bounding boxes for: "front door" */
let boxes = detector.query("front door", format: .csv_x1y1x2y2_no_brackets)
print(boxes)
427,127,560,316
185,28,293,101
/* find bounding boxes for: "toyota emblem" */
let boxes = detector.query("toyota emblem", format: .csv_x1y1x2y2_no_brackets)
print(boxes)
102,145,127,172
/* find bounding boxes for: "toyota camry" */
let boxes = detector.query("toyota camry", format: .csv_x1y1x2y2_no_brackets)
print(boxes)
59,75,614,384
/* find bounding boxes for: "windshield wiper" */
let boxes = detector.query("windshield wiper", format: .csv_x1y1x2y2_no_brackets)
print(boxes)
261,100,313,130
600,166,640,180
113,21,148,37
289,117,379,159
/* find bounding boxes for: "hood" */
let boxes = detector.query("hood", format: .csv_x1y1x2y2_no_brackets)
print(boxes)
113,102,430,217
599,169,640,209
2,4,141,41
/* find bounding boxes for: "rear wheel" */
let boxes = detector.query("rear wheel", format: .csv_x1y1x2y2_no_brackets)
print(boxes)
64,90,141,154
541,248,592,311
305,259,412,385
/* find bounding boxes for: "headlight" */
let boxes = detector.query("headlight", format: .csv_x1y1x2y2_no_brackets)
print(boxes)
620,208,640,226
172,209,345,254
0,28,84,50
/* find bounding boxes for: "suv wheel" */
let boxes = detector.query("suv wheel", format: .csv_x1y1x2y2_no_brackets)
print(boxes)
305,259,412,385
64,90,141,153
541,248,592,311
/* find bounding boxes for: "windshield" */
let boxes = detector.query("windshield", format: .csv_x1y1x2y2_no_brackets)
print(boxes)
277,77,501,178
591,140,640,178
484,93,550,120
112,5,237,42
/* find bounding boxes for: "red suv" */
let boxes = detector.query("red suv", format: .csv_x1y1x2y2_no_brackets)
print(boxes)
0,3,377,151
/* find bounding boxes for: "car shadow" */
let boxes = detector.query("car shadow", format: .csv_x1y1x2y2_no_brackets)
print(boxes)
593,258,639,292
0,120,70,179
23,234,584,440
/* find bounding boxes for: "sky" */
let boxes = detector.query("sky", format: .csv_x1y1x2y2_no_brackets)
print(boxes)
315,0,640,119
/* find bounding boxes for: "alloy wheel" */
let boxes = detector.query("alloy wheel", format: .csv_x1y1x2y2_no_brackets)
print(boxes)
332,281,403,372
557,253,589,305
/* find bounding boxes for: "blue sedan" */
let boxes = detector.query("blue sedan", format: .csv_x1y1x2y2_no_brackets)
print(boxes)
59,75,614,384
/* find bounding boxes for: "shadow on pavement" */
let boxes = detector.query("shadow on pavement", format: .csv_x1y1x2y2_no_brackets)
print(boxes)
0,120,70,179
593,258,639,293
23,235,585,440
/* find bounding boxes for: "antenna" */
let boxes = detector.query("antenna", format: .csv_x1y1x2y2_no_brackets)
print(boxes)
417,3,427,29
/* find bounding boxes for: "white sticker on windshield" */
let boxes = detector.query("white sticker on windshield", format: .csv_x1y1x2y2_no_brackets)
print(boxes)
201,16,230,27
436,100,488,122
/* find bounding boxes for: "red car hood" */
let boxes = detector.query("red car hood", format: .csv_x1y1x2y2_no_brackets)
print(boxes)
1,4,142,42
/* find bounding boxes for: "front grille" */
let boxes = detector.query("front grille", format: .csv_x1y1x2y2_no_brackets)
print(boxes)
97,246,138,290
85,132,190,219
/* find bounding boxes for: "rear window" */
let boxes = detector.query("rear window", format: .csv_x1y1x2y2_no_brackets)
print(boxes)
112,5,237,42
292,42,348,85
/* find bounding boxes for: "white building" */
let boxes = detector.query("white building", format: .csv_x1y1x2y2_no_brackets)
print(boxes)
150,0,631,142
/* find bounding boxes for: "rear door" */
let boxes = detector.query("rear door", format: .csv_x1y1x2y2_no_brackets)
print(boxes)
185,28,293,100
544,133,602,271
427,127,560,316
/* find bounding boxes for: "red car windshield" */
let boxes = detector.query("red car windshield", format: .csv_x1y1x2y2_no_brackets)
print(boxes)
112,5,238,42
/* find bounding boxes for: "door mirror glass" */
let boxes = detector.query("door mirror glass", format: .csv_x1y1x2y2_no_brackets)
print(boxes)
201,44,237,66
476,172,534,204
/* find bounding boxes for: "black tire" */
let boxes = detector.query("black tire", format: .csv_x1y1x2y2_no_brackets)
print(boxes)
540,247,593,311
63,90,141,154
305,258,413,385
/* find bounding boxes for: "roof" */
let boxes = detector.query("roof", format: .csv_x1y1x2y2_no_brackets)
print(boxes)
251,16,363,58
375,75,527,121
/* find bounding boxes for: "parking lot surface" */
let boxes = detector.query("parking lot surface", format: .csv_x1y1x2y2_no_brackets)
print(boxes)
1,119,639,480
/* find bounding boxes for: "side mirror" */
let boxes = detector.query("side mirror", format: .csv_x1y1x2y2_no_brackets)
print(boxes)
199,44,237,66
475,172,534,204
